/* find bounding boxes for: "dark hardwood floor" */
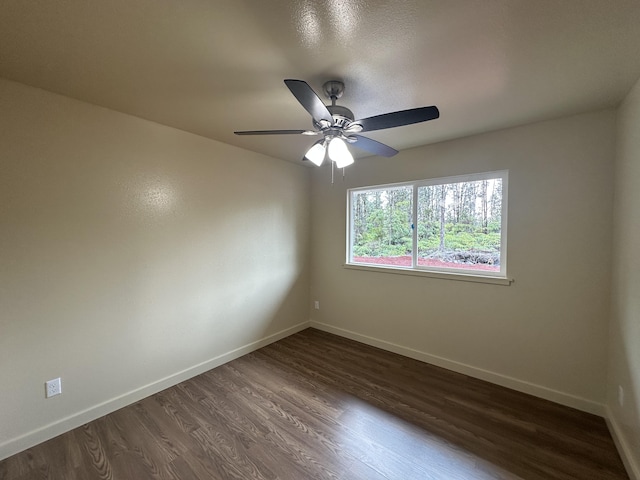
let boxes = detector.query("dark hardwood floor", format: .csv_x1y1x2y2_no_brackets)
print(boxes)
0,328,628,479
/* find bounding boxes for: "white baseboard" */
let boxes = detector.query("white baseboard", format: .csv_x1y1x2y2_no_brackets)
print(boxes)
605,405,640,480
310,321,604,416
0,321,310,462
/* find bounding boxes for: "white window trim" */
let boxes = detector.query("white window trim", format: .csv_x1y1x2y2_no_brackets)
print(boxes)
346,170,512,285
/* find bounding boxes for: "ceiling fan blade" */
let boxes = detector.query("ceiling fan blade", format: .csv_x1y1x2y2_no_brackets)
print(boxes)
234,129,316,135
355,106,440,132
351,135,398,157
284,79,333,125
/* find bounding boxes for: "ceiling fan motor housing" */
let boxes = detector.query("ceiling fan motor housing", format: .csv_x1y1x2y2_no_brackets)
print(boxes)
321,80,354,128
326,104,355,128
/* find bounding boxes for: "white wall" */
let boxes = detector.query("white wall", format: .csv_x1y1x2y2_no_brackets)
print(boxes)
0,78,310,459
310,110,616,413
607,77,640,479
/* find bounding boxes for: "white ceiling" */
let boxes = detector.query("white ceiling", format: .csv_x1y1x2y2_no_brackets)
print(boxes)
2,0,640,163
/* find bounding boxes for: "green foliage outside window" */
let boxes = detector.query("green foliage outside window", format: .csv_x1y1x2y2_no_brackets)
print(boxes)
351,177,504,270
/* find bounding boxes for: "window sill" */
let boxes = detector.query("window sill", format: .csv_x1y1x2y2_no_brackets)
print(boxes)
343,263,514,286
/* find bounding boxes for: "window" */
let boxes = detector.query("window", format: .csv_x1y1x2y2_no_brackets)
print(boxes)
347,171,508,278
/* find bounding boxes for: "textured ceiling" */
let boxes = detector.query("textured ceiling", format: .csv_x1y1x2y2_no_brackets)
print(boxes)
2,0,640,163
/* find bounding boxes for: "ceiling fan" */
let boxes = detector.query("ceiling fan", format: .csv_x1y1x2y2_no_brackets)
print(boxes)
234,79,440,168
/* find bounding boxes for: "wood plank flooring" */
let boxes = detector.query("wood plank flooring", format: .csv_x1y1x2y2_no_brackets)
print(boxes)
0,328,628,479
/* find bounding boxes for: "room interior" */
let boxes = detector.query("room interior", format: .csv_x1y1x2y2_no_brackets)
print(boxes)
1,1,639,478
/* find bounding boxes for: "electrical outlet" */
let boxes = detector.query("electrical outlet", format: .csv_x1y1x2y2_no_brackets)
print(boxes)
46,378,62,398
618,385,624,407
314,301,320,310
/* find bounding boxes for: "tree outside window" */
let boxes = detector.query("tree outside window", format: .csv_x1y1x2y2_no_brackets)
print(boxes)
348,171,507,277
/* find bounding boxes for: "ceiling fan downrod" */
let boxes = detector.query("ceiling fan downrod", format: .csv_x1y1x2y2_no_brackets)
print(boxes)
323,80,344,102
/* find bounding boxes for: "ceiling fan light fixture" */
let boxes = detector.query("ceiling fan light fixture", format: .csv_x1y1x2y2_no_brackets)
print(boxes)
328,137,354,168
304,141,326,166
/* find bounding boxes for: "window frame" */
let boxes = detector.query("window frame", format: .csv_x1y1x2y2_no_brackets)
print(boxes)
346,170,509,281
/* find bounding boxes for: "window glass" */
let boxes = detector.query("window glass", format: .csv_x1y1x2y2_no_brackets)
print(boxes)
417,178,503,273
348,171,507,278
350,186,413,267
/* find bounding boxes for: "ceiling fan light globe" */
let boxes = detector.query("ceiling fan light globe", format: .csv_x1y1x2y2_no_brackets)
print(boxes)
305,142,326,166
328,137,354,168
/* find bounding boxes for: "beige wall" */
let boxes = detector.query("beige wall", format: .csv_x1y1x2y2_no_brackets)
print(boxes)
608,77,640,478
1,72,633,468
310,110,616,413
0,78,310,459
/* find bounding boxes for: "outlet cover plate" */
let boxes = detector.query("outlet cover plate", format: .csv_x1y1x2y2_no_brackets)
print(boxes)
46,378,62,398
